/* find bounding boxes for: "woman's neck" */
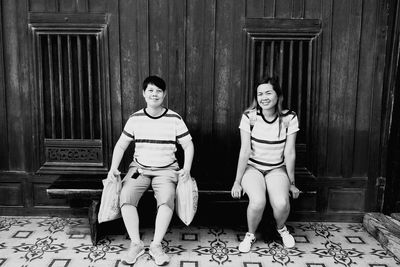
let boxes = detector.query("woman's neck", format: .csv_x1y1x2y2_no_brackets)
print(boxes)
146,106,164,117
262,108,277,120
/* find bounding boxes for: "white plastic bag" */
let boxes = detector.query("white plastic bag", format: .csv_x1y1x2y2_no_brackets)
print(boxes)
98,176,122,223
175,177,198,226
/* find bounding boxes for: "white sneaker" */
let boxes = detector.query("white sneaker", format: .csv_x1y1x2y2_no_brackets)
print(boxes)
277,225,295,248
121,240,145,265
238,232,256,253
149,242,170,266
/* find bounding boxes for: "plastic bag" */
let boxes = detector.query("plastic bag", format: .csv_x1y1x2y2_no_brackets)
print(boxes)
175,177,198,226
98,176,122,223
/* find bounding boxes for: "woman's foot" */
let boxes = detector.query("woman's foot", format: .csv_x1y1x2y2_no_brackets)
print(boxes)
149,242,170,266
238,232,256,253
277,225,295,248
121,240,145,265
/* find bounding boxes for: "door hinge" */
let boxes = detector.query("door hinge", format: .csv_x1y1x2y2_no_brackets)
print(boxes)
376,176,387,212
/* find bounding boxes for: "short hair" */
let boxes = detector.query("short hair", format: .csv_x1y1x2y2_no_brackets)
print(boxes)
142,75,166,91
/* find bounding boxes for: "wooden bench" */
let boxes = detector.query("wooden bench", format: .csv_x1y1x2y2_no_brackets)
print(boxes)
47,174,264,245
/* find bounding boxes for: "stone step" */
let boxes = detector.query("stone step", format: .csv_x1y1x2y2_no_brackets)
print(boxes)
363,212,400,259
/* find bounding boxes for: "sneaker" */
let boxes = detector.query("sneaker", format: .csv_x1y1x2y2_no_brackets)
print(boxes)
121,240,145,265
238,232,256,253
149,242,170,266
277,225,295,248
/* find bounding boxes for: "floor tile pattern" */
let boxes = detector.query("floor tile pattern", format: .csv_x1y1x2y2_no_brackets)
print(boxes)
0,216,398,267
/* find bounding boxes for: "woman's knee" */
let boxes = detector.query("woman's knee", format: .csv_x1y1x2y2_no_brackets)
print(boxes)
270,197,290,213
248,197,267,211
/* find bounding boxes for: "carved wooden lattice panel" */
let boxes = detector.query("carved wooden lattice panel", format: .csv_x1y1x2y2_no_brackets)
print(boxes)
29,13,111,173
243,18,322,178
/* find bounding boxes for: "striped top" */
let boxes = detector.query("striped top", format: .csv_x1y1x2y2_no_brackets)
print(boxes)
239,109,299,171
122,108,192,168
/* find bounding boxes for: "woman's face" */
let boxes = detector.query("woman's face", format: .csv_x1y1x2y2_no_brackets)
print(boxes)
143,83,166,108
256,83,278,111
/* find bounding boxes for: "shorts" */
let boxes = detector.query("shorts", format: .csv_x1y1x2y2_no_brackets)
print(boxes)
244,165,289,182
119,161,179,210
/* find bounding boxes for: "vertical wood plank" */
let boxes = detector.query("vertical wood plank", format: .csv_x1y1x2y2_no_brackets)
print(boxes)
36,35,45,165
0,1,9,170
318,0,333,176
341,0,362,178
367,0,390,210
246,0,264,17
304,0,321,19
106,0,122,145
259,41,265,80
88,0,106,13
76,0,88,12
229,0,246,179
120,0,139,121
292,0,305,18
149,0,169,80
186,0,202,128
354,0,377,177
185,0,203,175
47,35,56,138
326,0,350,176
29,0,47,12
77,35,84,138
288,40,293,108
269,40,274,76
200,0,216,179
58,0,76,12
298,40,303,120
306,40,312,140
249,39,256,101
168,0,185,116
86,36,93,139
67,36,75,138
214,0,234,180
96,36,102,139
264,0,276,18
137,0,149,108
279,40,284,86
119,0,140,170
275,0,291,18
57,35,65,139
45,0,58,12
3,0,25,170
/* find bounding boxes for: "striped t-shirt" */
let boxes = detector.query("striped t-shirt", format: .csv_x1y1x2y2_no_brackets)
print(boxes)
122,108,192,168
239,109,299,172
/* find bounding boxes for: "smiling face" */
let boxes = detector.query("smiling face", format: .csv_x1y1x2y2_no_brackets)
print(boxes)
256,83,278,111
143,83,166,108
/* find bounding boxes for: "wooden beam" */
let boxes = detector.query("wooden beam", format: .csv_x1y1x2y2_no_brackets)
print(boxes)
363,212,400,259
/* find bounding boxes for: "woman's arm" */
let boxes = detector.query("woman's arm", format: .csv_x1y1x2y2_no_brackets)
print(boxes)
107,134,132,181
284,133,300,198
231,129,251,198
179,140,194,181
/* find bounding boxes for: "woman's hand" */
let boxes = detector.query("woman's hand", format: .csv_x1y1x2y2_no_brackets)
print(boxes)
107,169,121,182
178,168,190,183
289,184,301,199
231,181,243,199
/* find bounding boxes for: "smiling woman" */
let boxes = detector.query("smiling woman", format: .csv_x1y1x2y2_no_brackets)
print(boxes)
105,75,195,265
143,83,166,112
231,77,300,251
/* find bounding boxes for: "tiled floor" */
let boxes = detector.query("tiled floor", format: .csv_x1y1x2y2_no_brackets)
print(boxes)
0,216,399,267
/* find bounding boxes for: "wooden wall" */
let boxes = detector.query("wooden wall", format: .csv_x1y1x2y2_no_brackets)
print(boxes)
0,0,392,221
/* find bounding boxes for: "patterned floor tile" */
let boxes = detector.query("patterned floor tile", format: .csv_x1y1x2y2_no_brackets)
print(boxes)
48,259,71,267
0,217,399,267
